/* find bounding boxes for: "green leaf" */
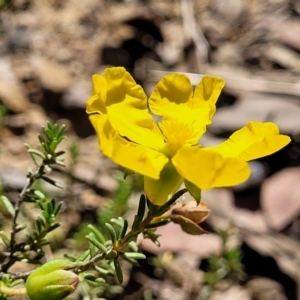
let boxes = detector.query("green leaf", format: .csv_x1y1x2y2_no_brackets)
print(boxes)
128,241,138,252
57,124,66,138
38,135,46,146
82,273,97,281
132,195,147,230
95,266,114,276
144,230,161,246
0,195,15,218
41,176,63,189
54,151,65,157
42,210,49,220
123,252,146,260
37,201,46,211
64,253,78,262
0,231,10,246
10,279,24,287
137,194,146,220
47,223,60,232
87,224,105,244
33,190,46,201
46,200,54,215
121,255,138,266
119,220,128,239
114,258,123,284
15,223,27,232
44,128,55,140
86,234,107,253
110,217,124,229
26,147,45,166
145,219,170,228
105,250,117,260
36,219,43,233
53,201,62,216
49,140,58,153
105,223,117,245
132,215,142,232
77,250,91,262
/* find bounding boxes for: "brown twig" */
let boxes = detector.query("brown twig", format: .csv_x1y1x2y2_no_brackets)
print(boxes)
180,0,209,71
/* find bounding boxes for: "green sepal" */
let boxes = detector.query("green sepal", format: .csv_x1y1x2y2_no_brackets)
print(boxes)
152,188,187,217
184,179,201,203
144,161,183,206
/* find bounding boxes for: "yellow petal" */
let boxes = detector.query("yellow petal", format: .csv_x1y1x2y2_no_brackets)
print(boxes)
211,121,291,161
148,74,193,119
86,75,108,114
172,146,251,190
104,67,147,107
99,67,164,149
144,161,183,205
192,75,225,124
89,114,168,179
149,74,225,140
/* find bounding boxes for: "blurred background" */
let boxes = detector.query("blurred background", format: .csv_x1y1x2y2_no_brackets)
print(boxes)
1,0,300,299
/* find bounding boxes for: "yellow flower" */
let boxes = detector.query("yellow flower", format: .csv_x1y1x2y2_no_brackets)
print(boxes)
86,67,290,205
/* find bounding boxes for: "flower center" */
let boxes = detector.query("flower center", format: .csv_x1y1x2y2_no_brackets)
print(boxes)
159,120,200,157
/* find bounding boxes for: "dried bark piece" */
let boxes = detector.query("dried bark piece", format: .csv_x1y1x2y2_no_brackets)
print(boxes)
210,92,300,136
0,80,30,113
209,284,251,300
246,277,288,300
261,167,300,231
30,56,72,92
142,222,222,258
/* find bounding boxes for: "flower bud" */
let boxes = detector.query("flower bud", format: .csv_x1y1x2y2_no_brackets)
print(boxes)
170,200,210,235
26,259,79,300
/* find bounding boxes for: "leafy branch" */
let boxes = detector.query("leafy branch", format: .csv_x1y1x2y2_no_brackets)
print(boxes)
0,122,66,273
64,189,187,285
0,121,189,300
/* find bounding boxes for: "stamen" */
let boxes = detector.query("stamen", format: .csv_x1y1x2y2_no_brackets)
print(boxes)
159,120,200,157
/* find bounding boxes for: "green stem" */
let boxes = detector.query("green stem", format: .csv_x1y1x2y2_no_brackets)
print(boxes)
114,214,153,251
114,189,187,252
1,164,46,272
0,283,27,296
